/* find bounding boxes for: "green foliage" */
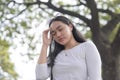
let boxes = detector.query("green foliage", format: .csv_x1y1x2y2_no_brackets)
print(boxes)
24,0,34,2
85,30,92,39
20,21,27,29
9,8,16,14
0,0,119,51
57,1,64,5
0,39,18,80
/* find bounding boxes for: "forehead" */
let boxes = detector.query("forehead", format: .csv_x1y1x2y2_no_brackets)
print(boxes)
50,21,65,30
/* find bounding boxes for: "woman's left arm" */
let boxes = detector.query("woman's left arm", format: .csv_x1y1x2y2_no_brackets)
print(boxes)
85,41,102,80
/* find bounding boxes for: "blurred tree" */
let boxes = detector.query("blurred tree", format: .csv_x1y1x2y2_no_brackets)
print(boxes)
0,38,18,80
0,0,120,80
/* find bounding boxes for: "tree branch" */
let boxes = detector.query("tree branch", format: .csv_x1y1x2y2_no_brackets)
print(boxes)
84,0,108,51
60,3,81,8
85,0,100,27
16,2,38,7
1,0,47,23
0,1,15,19
9,0,90,25
3,8,27,23
0,0,13,5
102,14,120,37
85,0,101,35
46,2,90,25
60,1,87,8
48,0,52,3
98,9,116,17
39,7,54,17
111,26,120,55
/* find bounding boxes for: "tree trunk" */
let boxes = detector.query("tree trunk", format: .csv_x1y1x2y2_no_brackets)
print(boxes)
98,45,118,80
92,36,118,80
102,55,117,80
116,54,120,80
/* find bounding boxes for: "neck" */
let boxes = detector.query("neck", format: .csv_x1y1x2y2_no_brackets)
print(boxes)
64,38,79,50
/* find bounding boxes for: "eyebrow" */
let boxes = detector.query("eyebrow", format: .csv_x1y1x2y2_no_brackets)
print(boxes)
50,25,62,34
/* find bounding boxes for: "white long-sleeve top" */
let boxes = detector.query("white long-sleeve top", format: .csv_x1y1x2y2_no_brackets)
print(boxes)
36,41,102,80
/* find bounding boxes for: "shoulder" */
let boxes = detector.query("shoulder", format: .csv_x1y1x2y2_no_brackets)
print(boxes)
80,40,98,51
82,40,100,54
71,40,96,52
80,40,95,47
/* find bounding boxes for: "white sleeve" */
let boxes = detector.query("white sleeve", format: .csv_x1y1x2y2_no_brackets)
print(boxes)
35,63,50,80
85,41,102,80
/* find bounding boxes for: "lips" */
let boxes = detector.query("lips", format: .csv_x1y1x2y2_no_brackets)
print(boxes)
58,37,65,42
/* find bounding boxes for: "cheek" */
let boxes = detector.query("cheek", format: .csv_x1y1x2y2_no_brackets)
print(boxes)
52,28,72,41
65,29,72,36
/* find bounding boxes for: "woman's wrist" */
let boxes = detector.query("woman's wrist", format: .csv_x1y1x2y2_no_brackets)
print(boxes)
42,44,49,48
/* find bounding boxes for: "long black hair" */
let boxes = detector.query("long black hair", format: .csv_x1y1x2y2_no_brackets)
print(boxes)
48,16,86,80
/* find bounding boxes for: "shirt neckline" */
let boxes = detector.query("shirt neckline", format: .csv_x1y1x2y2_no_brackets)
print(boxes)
62,41,87,52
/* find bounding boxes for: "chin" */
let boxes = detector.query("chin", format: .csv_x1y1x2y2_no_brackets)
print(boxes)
59,41,67,46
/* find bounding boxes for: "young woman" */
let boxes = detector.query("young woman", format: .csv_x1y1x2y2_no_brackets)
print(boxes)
36,16,102,80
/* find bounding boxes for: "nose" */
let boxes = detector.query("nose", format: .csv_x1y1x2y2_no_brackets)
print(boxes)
56,31,61,37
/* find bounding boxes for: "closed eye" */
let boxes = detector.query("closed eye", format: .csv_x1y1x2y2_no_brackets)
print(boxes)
50,31,56,36
58,28,63,31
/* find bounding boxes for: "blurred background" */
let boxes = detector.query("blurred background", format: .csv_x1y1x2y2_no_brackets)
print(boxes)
0,0,120,80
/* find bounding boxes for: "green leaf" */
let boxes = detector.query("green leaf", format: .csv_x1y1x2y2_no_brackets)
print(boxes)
57,1,64,5
20,21,27,29
0,38,18,80
10,9,16,14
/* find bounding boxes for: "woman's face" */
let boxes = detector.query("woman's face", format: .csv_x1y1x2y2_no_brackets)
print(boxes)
50,21,73,45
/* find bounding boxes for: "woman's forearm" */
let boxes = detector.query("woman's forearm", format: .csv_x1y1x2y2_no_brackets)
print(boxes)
37,44,48,64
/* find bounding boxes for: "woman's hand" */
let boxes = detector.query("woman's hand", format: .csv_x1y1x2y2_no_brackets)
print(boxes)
37,28,52,64
42,28,52,47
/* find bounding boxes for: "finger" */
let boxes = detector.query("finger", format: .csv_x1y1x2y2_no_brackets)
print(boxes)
49,34,53,41
44,28,50,33
43,29,50,37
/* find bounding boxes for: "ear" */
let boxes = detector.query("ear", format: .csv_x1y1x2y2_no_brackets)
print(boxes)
69,24,73,31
